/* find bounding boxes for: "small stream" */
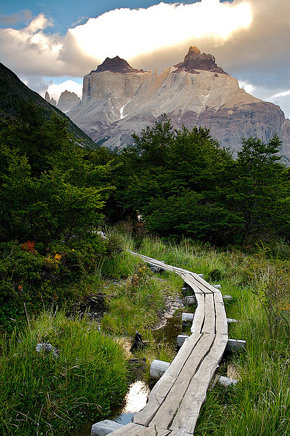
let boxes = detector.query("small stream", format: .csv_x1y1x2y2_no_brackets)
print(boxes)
70,309,183,435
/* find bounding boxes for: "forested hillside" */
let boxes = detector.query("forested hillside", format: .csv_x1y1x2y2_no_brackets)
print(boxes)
0,62,95,146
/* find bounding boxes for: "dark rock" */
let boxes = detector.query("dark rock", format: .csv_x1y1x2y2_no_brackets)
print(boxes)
149,263,164,273
174,46,226,75
94,56,144,74
130,331,146,352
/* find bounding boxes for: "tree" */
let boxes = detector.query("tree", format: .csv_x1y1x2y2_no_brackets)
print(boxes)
228,135,289,242
0,110,113,244
109,117,244,244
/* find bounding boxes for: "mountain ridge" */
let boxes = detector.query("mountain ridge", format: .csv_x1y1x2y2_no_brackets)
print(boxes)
66,48,289,161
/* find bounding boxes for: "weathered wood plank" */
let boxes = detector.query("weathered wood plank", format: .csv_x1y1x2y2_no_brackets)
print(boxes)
183,274,211,294
150,360,170,379
177,335,189,348
169,431,192,436
182,312,194,326
191,293,205,334
134,332,202,426
170,333,227,434
110,423,171,436
148,334,215,431
214,292,228,335
192,273,220,293
91,420,123,435
201,293,215,334
129,250,229,435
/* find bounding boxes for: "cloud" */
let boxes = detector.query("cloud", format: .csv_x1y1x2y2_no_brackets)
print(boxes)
268,90,290,119
0,0,289,102
0,1,253,77
211,0,290,89
271,90,290,99
239,80,255,95
70,0,252,61
0,9,33,26
0,14,64,76
20,75,53,95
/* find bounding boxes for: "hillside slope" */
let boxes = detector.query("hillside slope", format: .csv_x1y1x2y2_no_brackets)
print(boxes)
0,62,96,148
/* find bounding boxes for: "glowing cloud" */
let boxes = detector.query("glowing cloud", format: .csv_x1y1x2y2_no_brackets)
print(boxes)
0,13,63,75
70,1,252,62
239,80,255,95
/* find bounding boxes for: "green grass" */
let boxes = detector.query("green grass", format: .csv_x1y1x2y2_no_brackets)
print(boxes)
101,267,167,336
1,231,288,435
0,311,128,435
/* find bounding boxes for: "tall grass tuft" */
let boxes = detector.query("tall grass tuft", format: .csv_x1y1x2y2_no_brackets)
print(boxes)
0,311,128,435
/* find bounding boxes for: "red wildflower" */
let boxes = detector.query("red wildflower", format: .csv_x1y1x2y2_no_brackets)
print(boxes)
22,241,36,253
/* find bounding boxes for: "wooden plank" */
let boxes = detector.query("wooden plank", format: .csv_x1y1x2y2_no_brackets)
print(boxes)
130,251,229,435
130,252,176,274
183,274,210,294
170,431,192,436
148,333,215,431
170,333,228,434
177,335,189,348
134,332,202,426
91,420,123,435
201,293,215,334
150,360,170,379
192,273,220,293
214,292,228,335
110,423,171,435
191,293,205,334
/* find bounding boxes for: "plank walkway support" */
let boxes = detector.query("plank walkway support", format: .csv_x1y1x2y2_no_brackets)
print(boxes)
106,252,231,435
150,360,170,379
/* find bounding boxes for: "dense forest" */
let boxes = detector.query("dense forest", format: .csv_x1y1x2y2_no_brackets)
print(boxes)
0,104,289,435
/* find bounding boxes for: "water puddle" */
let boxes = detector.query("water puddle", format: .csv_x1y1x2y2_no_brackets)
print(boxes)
153,309,183,345
69,381,149,435
112,380,149,425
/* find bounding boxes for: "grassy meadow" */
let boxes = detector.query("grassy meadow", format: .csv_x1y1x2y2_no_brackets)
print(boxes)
0,230,289,435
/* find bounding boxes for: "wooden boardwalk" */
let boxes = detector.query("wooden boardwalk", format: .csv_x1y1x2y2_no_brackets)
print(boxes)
110,253,228,436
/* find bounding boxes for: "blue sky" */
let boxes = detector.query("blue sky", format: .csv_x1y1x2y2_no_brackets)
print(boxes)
0,0,289,118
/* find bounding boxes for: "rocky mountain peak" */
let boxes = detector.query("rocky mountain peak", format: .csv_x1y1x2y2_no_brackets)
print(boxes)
45,91,56,106
185,46,201,58
174,46,226,75
94,56,144,74
57,90,80,113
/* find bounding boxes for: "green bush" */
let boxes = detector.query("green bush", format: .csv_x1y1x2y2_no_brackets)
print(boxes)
0,311,128,435
0,235,108,332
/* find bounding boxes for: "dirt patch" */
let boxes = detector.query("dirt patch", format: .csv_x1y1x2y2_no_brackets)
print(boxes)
227,364,241,380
